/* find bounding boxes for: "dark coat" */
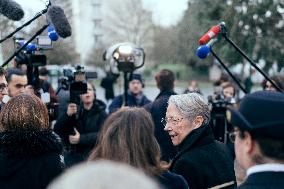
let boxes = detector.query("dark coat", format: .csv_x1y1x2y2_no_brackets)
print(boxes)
54,99,107,166
0,130,64,189
144,90,177,161
238,172,284,189
170,125,236,189
100,72,119,100
156,171,189,189
109,92,151,114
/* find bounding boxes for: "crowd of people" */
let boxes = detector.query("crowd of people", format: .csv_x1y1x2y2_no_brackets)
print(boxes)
0,61,283,189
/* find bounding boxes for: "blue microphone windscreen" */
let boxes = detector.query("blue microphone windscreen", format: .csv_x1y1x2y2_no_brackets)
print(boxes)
48,25,59,41
196,45,210,59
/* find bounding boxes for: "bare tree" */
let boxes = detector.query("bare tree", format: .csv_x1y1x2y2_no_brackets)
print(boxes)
0,16,26,66
102,0,154,50
85,46,106,69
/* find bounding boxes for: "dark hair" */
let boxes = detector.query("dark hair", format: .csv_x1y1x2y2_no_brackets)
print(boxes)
155,69,175,91
39,67,48,76
87,82,96,92
88,107,166,176
222,82,236,96
6,68,25,83
0,67,6,77
238,130,284,161
0,93,49,132
261,75,284,91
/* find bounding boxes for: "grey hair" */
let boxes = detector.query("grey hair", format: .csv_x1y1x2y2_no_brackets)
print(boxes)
48,160,160,189
168,93,210,125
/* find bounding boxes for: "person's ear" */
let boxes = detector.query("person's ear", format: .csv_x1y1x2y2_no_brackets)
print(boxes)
193,116,204,129
243,132,254,154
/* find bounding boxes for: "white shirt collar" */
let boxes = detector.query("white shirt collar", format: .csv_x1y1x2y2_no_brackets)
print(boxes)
247,163,284,176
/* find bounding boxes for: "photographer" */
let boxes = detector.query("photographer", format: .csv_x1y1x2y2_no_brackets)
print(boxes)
54,82,107,167
222,82,236,99
38,67,58,103
208,81,238,146
109,73,151,114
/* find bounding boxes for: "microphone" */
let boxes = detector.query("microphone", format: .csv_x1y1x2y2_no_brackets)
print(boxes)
17,40,37,52
196,38,218,59
196,45,210,59
0,0,24,21
48,25,59,41
47,5,72,38
199,25,221,45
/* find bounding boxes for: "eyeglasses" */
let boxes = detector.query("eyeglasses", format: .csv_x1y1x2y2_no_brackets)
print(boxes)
228,129,239,143
161,117,184,127
0,83,8,93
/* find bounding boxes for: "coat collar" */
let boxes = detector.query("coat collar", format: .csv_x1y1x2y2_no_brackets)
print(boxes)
173,125,215,162
156,90,176,100
241,171,284,186
0,130,63,157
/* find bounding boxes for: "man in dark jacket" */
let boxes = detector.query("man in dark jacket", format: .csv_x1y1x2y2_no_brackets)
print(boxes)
144,69,177,162
54,82,107,167
109,73,151,114
165,93,236,189
100,71,119,102
228,91,284,189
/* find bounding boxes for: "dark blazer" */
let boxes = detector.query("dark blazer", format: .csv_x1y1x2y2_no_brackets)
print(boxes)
238,171,284,189
170,125,236,189
0,131,64,189
156,170,189,189
144,90,177,162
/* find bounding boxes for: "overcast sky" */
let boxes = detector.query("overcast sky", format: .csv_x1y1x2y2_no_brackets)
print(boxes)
14,0,188,27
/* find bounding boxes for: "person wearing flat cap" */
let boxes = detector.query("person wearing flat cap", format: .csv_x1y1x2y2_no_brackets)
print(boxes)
108,73,151,114
228,91,284,189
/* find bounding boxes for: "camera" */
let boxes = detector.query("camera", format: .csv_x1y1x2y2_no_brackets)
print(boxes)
14,37,48,90
13,37,58,120
208,90,236,143
58,65,97,105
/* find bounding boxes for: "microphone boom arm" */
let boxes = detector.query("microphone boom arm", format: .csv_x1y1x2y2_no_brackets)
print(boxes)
220,24,283,92
210,48,248,94
1,24,49,67
0,2,50,44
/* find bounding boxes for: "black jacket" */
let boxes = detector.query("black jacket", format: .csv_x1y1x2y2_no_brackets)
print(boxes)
144,90,177,161
109,92,151,114
156,171,189,189
0,130,64,189
170,125,236,189
54,99,107,165
238,172,284,189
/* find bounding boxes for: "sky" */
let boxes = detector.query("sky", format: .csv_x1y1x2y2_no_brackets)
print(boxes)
14,0,189,27
143,0,188,27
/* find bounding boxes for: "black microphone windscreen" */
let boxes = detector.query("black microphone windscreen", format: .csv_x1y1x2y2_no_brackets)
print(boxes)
47,5,72,38
0,0,24,21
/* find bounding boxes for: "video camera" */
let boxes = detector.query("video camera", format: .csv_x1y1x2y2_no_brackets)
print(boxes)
208,88,236,143
13,36,60,120
14,36,52,66
58,65,97,105
14,36,52,90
